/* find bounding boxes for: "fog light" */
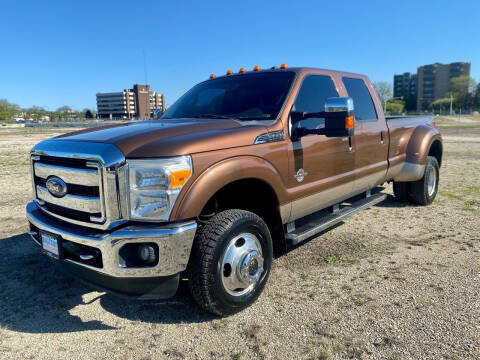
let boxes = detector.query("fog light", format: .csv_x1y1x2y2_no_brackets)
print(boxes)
138,244,156,264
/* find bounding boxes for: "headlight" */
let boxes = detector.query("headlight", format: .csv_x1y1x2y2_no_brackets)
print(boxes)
127,155,192,221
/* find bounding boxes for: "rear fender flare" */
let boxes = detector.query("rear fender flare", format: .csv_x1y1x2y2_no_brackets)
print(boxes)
394,125,442,182
405,125,442,166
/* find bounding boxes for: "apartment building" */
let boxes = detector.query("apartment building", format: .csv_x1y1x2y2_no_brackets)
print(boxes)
394,62,471,111
416,62,470,111
393,72,417,99
96,84,165,119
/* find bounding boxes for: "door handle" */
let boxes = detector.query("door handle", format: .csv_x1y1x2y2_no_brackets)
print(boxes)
380,131,384,145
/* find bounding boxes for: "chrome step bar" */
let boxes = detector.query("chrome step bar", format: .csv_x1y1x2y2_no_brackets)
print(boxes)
286,191,387,245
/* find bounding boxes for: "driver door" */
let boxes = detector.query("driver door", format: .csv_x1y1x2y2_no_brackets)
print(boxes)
287,74,356,221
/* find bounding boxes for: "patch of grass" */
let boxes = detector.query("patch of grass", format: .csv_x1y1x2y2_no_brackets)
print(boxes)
318,350,331,360
438,189,464,201
231,352,243,360
325,255,357,265
300,273,308,281
463,199,480,211
353,299,366,306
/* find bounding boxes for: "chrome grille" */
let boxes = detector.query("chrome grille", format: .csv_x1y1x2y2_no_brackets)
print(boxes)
30,140,127,230
32,155,106,224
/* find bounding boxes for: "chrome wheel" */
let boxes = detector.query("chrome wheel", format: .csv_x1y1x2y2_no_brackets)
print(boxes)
427,166,437,197
220,233,264,297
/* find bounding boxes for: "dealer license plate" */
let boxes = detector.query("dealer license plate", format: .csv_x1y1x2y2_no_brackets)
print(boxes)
41,232,60,259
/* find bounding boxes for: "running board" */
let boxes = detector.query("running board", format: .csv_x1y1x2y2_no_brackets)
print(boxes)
285,192,387,245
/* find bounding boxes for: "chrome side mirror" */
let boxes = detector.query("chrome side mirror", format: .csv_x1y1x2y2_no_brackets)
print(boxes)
323,97,355,137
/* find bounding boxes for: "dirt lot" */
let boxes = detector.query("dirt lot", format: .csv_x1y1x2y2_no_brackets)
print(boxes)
0,118,479,360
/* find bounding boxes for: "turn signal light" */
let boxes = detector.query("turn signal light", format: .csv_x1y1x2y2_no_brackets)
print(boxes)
345,115,354,130
209,74,216,79
226,69,233,75
239,67,246,73
253,65,260,71
280,63,287,69
170,169,192,189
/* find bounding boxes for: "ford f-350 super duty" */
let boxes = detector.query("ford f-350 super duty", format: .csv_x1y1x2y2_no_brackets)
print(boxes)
26,65,442,316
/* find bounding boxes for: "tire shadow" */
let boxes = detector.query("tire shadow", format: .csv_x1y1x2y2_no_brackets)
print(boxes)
0,233,214,334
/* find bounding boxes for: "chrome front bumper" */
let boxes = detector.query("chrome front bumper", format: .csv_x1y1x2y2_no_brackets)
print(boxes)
26,201,197,279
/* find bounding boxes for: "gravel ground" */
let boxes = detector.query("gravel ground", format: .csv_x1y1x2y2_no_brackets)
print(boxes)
0,119,479,360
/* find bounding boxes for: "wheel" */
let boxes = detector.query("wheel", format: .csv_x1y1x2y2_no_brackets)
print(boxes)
188,209,273,316
393,181,411,202
410,156,439,205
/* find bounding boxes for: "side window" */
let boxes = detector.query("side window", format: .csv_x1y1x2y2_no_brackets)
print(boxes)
342,77,378,121
292,75,338,133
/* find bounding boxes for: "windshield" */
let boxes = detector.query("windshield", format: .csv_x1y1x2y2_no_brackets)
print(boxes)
162,71,295,120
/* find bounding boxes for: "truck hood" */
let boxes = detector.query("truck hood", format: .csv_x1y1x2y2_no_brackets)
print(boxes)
51,118,268,157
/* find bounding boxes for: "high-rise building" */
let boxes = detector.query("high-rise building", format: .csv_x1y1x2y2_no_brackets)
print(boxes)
416,62,470,111
393,72,417,100
96,84,165,119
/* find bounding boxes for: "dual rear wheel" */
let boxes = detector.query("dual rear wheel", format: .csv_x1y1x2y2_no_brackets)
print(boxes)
393,156,439,205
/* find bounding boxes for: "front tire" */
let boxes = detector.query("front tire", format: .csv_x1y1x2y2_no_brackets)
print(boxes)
188,209,273,316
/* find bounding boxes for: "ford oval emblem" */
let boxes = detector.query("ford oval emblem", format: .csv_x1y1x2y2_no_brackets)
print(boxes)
46,176,68,198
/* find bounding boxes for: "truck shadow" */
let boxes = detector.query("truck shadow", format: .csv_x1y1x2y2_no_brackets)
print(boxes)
0,194,409,333
373,193,419,208
0,233,213,334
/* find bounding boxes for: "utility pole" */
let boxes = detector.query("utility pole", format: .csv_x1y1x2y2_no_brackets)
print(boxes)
449,94,453,115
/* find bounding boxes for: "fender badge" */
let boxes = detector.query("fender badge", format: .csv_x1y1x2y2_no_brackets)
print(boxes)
294,168,308,183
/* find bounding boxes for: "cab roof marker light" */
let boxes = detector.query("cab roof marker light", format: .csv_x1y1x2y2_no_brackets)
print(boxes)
226,69,233,75
253,65,260,71
209,74,216,79
239,67,246,73
280,63,288,69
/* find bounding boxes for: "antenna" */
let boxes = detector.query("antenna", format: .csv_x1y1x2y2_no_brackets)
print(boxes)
143,49,149,119
143,49,148,85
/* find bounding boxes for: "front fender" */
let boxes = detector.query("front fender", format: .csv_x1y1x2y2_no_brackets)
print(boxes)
170,156,287,221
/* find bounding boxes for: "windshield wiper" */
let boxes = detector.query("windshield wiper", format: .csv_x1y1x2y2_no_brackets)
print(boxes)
191,114,233,119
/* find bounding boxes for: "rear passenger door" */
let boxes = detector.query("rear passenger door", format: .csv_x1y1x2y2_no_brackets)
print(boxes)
342,77,388,192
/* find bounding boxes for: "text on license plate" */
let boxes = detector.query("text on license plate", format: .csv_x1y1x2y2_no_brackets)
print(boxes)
41,232,59,256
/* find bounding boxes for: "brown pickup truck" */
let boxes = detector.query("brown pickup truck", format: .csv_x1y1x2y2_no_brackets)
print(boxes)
26,65,442,316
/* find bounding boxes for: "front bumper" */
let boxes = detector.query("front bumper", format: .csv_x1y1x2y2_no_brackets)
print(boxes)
26,201,197,299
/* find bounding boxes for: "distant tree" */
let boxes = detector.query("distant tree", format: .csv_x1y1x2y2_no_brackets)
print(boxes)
428,98,451,112
449,76,476,110
474,83,480,110
373,81,393,103
56,105,71,113
24,106,47,120
386,100,405,113
0,99,20,121
85,109,94,119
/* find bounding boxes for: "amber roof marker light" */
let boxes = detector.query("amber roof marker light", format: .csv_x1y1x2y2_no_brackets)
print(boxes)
280,63,288,69
209,74,216,79
253,65,260,71
239,67,246,73
226,69,233,75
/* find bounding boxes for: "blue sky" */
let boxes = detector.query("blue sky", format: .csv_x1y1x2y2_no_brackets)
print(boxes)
1,0,478,110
